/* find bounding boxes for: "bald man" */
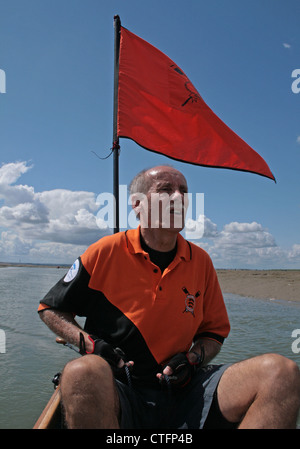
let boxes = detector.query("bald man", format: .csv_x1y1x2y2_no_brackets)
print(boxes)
39,165,300,429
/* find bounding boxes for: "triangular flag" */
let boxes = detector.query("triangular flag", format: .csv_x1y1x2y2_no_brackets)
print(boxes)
117,26,275,181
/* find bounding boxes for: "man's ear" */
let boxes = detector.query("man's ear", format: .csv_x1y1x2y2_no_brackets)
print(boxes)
130,193,141,219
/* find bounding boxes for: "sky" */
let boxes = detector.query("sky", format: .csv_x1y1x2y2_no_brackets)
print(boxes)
0,0,299,268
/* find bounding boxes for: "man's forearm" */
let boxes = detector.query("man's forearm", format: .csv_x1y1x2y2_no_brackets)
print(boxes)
187,338,221,366
39,309,93,352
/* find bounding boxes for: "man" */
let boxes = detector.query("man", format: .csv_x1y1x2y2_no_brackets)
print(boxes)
38,165,300,429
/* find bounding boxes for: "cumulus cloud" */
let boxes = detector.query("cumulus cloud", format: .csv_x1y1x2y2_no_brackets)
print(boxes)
0,161,31,185
220,221,276,248
0,161,299,268
0,231,33,257
185,215,218,240
0,231,88,264
192,216,299,269
288,244,300,260
283,43,291,49
28,241,89,264
0,161,111,262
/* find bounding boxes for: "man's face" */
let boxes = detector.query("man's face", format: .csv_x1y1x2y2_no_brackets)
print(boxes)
138,167,189,231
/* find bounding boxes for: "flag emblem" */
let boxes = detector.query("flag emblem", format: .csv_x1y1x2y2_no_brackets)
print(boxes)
182,287,201,317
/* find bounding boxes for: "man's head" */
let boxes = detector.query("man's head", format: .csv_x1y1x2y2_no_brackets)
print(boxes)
130,165,189,232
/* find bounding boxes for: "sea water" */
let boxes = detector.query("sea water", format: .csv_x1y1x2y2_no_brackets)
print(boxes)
0,266,299,429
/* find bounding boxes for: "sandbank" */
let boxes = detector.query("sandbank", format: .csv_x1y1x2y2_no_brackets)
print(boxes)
217,269,300,303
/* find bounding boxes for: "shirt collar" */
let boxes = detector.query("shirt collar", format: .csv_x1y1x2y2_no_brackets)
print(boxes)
125,226,191,261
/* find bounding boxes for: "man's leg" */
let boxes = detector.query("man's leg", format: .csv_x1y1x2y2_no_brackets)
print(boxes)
217,353,300,429
60,354,120,429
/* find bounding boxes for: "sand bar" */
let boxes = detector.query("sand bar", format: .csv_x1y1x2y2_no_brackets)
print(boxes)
217,269,300,303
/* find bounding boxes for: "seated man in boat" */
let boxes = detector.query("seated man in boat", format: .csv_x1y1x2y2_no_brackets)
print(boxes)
38,165,300,429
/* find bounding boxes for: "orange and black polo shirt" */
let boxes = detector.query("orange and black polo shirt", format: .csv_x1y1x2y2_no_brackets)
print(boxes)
39,227,230,384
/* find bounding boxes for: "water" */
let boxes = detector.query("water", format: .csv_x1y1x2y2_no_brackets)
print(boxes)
0,266,299,429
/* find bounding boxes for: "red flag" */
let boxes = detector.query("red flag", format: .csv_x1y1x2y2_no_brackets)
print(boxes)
117,26,275,181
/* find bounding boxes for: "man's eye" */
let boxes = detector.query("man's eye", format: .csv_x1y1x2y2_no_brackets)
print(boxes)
158,187,171,192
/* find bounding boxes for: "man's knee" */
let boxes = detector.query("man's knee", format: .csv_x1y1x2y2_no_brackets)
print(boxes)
258,353,300,388
218,353,300,426
60,354,113,392
219,353,300,405
59,355,120,428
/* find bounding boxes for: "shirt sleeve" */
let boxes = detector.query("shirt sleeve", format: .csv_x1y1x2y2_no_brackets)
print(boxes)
194,257,230,344
38,256,92,317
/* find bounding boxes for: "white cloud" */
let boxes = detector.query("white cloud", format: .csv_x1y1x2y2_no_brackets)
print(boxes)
0,161,299,268
288,244,300,260
296,136,300,145
185,215,218,239
283,43,291,49
0,161,111,262
192,216,299,269
0,231,88,264
220,221,276,248
0,231,33,257
0,161,31,185
223,221,262,233
28,241,88,264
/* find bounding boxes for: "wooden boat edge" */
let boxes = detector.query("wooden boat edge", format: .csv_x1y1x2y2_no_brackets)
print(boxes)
33,386,62,429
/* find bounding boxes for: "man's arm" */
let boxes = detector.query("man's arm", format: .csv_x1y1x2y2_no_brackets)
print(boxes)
39,309,132,369
39,309,94,353
187,337,221,365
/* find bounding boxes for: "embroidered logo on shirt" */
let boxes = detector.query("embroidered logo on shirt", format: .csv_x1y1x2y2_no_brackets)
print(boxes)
182,287,200,317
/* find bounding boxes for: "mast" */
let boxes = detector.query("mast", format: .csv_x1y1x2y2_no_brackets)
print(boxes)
113,15,121,233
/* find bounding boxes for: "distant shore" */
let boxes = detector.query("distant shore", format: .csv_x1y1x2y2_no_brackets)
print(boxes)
0,263,299,303
0,262,69,269
217,269,300,303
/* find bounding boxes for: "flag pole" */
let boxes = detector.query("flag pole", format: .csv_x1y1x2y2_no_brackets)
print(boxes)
113,15,121,233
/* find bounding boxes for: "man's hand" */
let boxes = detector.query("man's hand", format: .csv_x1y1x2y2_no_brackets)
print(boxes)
80,334,134,372
156,351,203,388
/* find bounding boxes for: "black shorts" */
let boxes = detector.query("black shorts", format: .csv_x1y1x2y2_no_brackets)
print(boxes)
116,363,236,429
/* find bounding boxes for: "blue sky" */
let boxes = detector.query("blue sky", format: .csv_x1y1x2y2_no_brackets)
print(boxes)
0,0,299,268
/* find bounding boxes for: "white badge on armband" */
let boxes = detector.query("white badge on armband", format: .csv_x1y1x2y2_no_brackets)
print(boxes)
64,259,80,282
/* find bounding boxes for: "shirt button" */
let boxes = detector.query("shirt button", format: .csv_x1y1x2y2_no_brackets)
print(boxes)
159,286,162,291
153,268,158,273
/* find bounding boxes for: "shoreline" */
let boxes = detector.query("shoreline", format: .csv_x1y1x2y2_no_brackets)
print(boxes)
216,269,300,303
0,262,69,269
1,263,299,303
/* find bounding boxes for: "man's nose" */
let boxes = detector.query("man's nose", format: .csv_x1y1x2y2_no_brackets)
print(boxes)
170,189,184,200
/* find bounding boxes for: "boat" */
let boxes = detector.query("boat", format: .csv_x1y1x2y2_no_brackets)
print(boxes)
33,369,65,430
34,338,76,429
33,384,63,429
